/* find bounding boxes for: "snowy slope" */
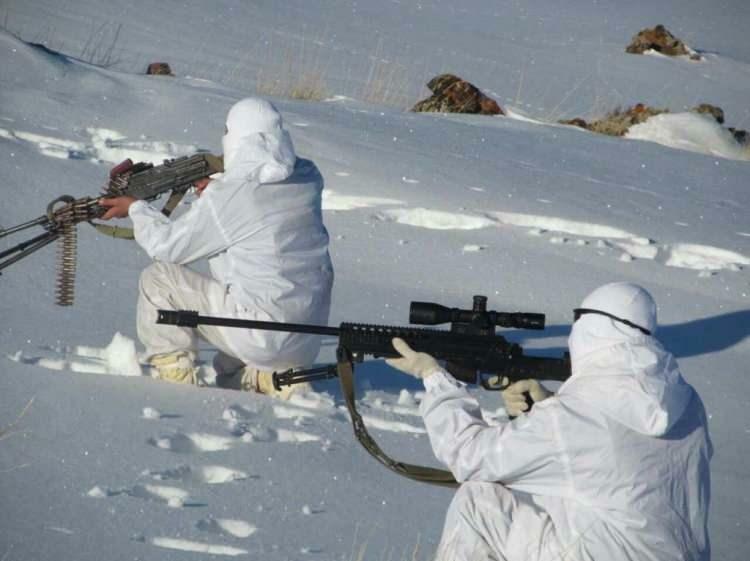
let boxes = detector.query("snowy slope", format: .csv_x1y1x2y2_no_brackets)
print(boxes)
5,0,750,120
1,2,749,560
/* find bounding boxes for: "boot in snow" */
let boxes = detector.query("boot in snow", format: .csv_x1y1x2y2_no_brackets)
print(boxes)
150,351,198,384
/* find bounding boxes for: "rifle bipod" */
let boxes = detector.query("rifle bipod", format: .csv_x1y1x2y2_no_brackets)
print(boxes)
272,364,339,389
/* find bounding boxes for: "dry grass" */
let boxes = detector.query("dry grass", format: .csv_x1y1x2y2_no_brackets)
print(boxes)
256,66,328,101
252,28,424,107
358,37,419,108
253,31,330,101
0,397,35,473
79,21,122,68
347,523,430,561
0,397,34,441
560,104,669,137
587,105,667,136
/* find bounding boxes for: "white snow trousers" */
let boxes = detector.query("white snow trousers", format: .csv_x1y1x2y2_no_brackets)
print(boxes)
137,262,246,363
436,482,556,561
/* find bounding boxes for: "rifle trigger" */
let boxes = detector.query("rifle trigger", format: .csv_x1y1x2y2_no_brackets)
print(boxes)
480,373,507,391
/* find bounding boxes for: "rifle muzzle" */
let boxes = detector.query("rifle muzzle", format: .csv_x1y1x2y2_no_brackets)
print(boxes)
156,310,200,327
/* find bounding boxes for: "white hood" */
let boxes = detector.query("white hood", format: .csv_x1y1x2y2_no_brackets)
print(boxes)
221,98,297,183
566,283,693,436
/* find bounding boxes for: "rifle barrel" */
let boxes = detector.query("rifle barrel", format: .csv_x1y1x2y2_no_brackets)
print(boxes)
156,310,341,336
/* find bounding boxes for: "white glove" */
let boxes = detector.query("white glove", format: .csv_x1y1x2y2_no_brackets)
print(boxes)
385,338,440,379
501,379,552,416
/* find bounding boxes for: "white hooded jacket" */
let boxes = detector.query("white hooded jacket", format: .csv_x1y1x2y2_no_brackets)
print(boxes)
420,283,711,561
128,98,334,368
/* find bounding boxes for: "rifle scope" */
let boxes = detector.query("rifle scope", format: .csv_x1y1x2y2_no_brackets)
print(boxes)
409,295,545,330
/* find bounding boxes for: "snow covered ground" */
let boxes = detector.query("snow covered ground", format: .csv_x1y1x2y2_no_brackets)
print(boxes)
1,1,749,560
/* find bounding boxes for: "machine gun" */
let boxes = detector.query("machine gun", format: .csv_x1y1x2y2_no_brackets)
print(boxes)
157,295,570,486
0,153,223,305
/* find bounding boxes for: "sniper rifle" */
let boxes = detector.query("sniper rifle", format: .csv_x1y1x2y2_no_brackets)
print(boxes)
0,153,223,305
157,295,571,486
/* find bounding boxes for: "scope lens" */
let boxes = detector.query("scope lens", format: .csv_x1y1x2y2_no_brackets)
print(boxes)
409,302,449,325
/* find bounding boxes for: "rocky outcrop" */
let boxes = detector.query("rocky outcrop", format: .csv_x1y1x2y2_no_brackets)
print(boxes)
411,74,503,116
626,25,688,56
146,62,173,76
692,103,724,124
560,104,668,137
560,102,748,144
625,25,701,60
690,104,748,144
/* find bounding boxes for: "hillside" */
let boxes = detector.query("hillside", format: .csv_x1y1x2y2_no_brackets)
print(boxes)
1,2,749,560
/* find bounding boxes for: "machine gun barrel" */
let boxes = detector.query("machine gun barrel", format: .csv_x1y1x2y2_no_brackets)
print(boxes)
0,216,51,240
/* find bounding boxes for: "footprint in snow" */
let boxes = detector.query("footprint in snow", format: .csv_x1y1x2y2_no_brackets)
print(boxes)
238,425,321,444
196,517,257,538
142,464,252,485
222,404,260,422
146,536,249,556
141,406,181,420
148,431,236,453
366,392,421,418
222,410,321,442
360,412,426,435
462,244,487,253
88,483,203,507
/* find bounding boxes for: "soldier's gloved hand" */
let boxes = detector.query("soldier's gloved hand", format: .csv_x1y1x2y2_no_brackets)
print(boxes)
501,379,553,416
386,338,440,379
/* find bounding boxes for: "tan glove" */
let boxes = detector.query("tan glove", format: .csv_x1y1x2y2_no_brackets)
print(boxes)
501,379,552,416
385,338,440,379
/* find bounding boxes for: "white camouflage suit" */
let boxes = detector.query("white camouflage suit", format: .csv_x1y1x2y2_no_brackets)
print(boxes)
129,98,334,371
419,283,711,561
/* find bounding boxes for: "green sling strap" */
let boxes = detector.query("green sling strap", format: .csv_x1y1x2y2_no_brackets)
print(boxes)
336,356,459,487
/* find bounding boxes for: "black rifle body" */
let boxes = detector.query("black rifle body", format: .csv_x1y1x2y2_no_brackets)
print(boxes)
156,310,571,388
157,301,570,486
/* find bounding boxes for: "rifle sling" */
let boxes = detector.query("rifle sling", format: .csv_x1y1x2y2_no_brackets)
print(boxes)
336,356,458,487
89,190,187,240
